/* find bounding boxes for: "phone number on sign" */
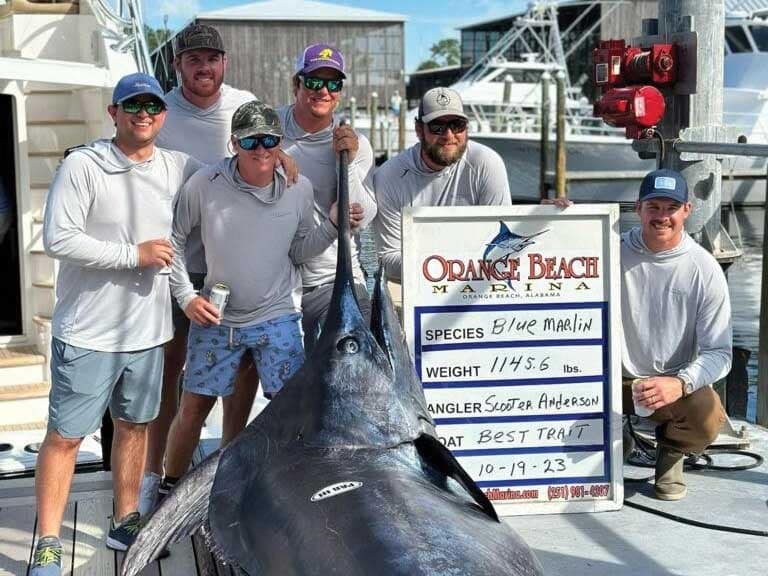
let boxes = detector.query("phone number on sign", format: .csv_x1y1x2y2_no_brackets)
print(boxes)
547,484,610,500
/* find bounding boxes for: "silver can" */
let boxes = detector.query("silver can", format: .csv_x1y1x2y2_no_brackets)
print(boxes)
209,283,230,317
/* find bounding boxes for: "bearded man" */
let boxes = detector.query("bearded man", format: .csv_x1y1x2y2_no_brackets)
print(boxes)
373,87,511,311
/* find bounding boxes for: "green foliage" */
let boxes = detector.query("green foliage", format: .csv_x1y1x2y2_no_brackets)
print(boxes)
416,38,460,71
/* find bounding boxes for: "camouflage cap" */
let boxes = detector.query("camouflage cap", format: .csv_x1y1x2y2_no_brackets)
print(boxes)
175,23,225,55
231,100,283,139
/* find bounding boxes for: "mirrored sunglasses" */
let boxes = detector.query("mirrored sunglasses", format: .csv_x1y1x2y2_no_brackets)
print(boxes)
426,118,468,135
238,135,281,150
301,75,344,93
120,100,166,115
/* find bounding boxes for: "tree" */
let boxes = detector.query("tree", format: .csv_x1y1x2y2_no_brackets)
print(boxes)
144,24,172,53
416,38,460,71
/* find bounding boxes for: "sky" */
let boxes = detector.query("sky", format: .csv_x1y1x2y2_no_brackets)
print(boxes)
142,0,529,73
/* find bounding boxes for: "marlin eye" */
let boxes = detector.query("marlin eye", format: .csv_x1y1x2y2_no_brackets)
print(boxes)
337,337,359,354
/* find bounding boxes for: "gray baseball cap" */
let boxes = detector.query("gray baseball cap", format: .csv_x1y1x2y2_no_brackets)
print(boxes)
417,87,468,123
231,100,282,139
175,23,225,55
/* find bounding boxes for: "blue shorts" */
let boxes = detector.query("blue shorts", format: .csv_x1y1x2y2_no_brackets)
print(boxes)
184,313,304,399
48,338,164,439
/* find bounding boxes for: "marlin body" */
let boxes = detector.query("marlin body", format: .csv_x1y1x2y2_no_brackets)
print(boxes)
122,154,544,576
483,220,548,261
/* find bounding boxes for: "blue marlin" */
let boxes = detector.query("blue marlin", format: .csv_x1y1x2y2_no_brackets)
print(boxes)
121,154,544,576
483,220,549,262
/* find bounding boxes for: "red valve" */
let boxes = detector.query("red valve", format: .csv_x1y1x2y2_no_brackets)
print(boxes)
593,85,666,139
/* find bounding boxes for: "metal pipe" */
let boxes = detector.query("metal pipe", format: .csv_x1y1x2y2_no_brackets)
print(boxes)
675,141,768,157
399,103,407,152
554,69,566,199
370,92,379,157
758,165,768,426
349,97,357,130
539,71,551,200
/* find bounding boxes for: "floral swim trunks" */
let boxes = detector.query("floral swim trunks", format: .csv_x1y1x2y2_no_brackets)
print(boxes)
184,313,304,399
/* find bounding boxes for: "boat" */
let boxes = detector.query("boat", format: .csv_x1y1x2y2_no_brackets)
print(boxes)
442,0,768,205
0,0,151,476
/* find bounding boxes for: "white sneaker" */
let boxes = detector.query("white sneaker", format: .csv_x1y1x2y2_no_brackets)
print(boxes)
138,472,161,517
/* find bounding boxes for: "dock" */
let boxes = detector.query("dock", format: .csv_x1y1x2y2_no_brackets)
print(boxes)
0,424,765,575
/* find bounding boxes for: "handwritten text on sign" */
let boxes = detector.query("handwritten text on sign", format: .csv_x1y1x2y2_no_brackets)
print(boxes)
403,207,622,513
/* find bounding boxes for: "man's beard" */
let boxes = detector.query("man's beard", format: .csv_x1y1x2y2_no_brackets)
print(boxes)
183,72,223,98
422,138,467,167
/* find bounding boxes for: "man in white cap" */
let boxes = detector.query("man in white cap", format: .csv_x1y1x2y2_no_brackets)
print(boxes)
373,87,511,311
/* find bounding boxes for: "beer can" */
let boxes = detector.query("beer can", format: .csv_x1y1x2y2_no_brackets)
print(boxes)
209,283,230,316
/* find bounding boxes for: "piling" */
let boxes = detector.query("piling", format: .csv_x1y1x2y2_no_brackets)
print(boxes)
759,166,768,426
539,71,551,200
554,69,566,199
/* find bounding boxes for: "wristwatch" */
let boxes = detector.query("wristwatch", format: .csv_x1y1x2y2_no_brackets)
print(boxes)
677,374,694,398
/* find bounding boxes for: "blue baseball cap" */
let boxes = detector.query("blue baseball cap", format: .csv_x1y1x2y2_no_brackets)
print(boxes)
112,73,166,105
639,168,688,203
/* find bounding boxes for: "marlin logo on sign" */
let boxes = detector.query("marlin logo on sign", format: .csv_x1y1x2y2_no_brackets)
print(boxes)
483,221,549,261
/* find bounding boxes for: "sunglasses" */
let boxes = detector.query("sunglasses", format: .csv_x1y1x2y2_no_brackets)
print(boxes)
238,135,281,150
300,75,344,93
425,118,468,135
120,100,166,115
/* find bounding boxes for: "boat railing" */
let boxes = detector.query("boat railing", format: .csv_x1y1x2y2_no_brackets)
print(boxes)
87,0,152,74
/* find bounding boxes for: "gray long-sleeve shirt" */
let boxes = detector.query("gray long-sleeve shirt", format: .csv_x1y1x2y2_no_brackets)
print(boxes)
621,227,732,392
156,84,256,273
44,139,201,351
276,105,376,287
373,140,511,282
170,157,338,327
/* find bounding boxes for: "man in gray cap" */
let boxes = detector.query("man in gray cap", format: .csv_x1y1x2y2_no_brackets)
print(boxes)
277,43,374,353
373,87,511,312
161,100,356,488
30,73,202,576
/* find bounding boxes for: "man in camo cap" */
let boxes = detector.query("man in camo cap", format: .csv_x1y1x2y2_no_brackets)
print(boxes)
161,100,361,488
144,23,297,514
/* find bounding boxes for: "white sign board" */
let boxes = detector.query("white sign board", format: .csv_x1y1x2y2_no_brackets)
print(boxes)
403,205,623,515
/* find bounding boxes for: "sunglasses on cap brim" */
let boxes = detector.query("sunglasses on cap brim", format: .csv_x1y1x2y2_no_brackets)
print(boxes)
119,99,166,115
300,75,344,93
237,134,281,150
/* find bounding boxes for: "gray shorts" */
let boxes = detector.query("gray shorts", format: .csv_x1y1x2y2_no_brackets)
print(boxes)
48,338,164,438
301,281,371,353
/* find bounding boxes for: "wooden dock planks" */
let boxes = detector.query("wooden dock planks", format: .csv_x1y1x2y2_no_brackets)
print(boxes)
0,503,36,576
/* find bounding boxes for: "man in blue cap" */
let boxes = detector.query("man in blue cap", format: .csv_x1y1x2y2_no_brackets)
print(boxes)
621,168,730,501
29,73,202,575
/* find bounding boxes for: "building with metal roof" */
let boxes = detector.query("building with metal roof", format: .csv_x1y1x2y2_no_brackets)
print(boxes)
154,0,406,109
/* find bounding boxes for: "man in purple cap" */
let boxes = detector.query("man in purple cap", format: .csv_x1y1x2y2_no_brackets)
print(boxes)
29,73,202,576
621,168,730,501
276,43,374,352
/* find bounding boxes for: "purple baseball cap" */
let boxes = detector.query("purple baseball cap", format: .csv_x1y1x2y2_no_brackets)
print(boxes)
295,43,346,78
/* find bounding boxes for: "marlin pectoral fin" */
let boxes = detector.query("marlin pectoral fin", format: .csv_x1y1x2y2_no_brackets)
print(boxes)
414,433,499,522
120,450,222,576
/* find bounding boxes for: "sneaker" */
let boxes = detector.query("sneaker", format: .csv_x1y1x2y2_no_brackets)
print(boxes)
157,476,178,506
138,472,161,517
30,535,62,575
106,511,141,551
